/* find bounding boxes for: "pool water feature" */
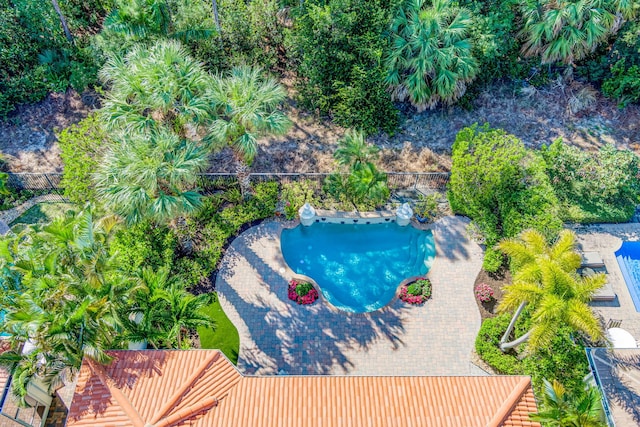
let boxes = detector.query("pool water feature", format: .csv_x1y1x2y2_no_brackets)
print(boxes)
280,222,436,313
615,241,640,312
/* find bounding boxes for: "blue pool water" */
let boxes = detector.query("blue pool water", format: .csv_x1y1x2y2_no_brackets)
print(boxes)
616,241,640,312
280,222,436,313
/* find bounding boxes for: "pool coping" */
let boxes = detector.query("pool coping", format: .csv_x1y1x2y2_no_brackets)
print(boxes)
277,215,438,315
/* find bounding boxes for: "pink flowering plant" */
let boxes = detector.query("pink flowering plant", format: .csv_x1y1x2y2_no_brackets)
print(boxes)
475,283,494,302
288,279,319,305
399,278,432,305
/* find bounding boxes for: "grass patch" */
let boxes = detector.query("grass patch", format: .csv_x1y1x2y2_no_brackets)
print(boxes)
10,202,77,227
198,293,240,364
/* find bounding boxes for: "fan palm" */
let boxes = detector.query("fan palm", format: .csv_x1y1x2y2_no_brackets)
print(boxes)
208,66,292,197
95,129,208,225
497,229,605,351
529,379,606,427
385,0,478,111
334,130,380,167
521,0,636,65
99,40,213,137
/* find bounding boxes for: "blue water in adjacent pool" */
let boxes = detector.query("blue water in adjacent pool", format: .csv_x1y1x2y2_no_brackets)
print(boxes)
616,241,640,312
280,222,436,313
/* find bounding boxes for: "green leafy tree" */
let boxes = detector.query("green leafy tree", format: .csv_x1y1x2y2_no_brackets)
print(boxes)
385,0,478,110
95,128,208,225
529,379,606,427
208,66,291,197
497,229,605,352
520,0,636,65
447,124,562,255
290,0,399,134
98,40,213,137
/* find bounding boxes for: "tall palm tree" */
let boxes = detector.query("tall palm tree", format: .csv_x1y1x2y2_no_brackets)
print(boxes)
208,66,292,197
529,379,606,427
520,0,636,65
99,40,213,137
95,129,208,225
385,0,478,111
497,229,605,351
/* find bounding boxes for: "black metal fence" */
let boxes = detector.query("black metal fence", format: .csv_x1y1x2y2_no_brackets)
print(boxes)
7,172,450,193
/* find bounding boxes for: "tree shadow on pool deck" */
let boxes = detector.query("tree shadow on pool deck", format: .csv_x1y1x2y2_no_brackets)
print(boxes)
431,215,473,262
216,223,412,375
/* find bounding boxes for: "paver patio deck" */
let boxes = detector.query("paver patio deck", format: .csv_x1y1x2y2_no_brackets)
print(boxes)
215,215,485,376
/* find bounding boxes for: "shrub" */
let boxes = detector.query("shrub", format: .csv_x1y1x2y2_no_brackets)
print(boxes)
475,314,523,375
110,221,177,274
475,283,494,302
57,113,110,204
448,124,562,253
541,139,640,223
482,248,504,273
280,180,319,220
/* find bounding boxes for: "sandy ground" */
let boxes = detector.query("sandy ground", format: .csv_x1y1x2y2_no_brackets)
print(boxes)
1,80,638,173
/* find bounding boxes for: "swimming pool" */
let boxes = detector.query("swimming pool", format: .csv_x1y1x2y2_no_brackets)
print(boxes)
280,222,436,313
615,241,640,312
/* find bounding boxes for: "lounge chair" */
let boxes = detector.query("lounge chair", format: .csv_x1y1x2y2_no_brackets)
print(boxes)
581,251,605,268
580,264,616,302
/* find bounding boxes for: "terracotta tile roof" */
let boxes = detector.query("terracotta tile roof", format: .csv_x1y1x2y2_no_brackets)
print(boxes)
67,350,540,427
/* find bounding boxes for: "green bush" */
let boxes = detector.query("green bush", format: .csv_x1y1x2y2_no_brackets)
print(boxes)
448,124,562,250
482,248,504,273
281,180,319,220
290,0,399,134
110,221,177,274
57,113,110,204
295,282,314,297
541,139,640,223
475,314,523,375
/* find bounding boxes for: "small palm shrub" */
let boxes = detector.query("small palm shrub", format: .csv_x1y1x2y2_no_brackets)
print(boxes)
385,0,478,110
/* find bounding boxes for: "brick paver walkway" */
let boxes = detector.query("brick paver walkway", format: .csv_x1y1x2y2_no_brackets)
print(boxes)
216,215,485,376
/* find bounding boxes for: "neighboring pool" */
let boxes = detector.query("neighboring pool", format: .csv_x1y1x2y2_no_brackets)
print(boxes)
281,222,436,313
615,241,640,312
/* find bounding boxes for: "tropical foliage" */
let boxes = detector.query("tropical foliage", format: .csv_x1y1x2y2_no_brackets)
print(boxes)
385,0,478,110
520,0,636,65
529,379,606,426
325,130,389,210
95,128,208,225
497,229,605,351
208,66,291,196
98,40,213,137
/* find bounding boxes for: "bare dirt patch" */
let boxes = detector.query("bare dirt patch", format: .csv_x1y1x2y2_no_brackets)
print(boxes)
1,80,639,174
0,90,98,172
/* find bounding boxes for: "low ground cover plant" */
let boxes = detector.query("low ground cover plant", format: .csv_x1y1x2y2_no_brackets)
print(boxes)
399,278,432,304
288,279,319,305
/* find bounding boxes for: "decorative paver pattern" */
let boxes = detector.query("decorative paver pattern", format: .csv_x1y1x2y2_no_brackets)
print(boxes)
216,215,485,375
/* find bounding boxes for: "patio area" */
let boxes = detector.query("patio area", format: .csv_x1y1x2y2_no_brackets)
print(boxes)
574,223,640,340
215,215,486,376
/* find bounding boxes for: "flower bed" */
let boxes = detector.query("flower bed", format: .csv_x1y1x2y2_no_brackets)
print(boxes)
399,278,432,305
475,283,494,302
288,279,319,305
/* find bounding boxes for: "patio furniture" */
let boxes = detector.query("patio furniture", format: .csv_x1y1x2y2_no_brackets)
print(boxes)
580,266,616,302
581,251,605,268
606,327,638,348
606,318,622,328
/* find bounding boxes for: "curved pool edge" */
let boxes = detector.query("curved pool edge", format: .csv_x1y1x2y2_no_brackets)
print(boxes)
278,218,437,314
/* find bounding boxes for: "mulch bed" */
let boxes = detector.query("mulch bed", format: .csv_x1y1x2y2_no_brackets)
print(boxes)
473,267,511,321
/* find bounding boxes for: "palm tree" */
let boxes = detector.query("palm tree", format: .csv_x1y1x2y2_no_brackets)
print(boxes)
99,40,213,138
334,130,380,167
529,379,606,426
520,0,636,66
95,128,208,225
385,0,478,111
208,66,292,197
497,229,605,352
